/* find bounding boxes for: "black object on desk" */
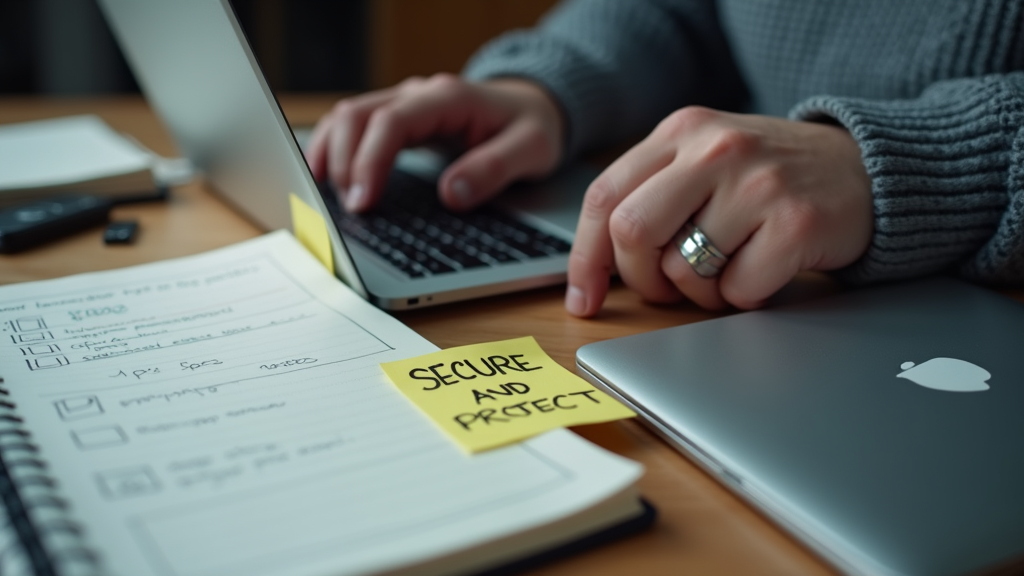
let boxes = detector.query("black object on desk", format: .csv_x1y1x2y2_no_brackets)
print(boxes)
0,195,112,253
104,220,139,244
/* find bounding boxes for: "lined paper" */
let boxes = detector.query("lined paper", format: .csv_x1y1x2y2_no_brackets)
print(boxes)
0,232,641,576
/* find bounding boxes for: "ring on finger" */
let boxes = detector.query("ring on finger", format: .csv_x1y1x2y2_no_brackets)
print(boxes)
674,221,728,278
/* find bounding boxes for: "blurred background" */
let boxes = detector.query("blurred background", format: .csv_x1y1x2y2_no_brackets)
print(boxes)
0,0,558,96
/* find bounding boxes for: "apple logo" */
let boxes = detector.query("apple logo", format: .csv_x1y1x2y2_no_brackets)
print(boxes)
897,358,991,392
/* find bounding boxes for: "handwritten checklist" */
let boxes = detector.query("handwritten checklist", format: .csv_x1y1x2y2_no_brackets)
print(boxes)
0,232,642,576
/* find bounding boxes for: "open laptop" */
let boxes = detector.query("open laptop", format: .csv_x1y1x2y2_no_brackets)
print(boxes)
576,277,1024,576
98,0,594,310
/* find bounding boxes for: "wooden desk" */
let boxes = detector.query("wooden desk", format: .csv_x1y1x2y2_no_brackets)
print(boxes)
0,95,841,575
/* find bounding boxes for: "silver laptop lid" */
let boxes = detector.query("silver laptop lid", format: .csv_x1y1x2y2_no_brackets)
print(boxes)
576,278,1024,576
98,0,366,297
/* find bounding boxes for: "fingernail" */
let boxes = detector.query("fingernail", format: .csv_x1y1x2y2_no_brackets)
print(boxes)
565,285,587,316
345,183,365,212
452,178,473,205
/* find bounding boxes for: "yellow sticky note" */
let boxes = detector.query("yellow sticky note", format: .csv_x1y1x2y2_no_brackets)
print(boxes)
289,193,333,272
380,336,636,453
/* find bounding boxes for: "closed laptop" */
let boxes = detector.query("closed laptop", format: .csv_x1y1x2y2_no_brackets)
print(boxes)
576,278,1024,576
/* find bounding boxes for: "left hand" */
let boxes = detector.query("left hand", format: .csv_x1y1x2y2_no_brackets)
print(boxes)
565,106,874,316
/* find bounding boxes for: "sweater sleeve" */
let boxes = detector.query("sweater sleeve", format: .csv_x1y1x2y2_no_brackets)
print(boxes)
791,73,1024,286
462,0,748,161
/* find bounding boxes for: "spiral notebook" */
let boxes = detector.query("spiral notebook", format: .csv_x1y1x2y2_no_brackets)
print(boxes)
0,232,649,576
0,510,30,575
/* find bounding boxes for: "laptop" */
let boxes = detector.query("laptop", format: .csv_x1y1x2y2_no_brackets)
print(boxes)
576,277,1024,576
98,0,594,310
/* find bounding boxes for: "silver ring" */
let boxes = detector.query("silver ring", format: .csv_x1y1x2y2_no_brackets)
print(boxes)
674,221,728,278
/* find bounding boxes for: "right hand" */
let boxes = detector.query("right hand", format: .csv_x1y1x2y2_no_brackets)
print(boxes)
307,74,565,213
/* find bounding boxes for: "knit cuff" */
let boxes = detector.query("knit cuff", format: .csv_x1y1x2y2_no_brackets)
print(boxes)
790,76,1024,285
463,31,619,162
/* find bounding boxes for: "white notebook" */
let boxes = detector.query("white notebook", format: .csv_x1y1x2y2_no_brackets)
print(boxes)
0,231,645,576
0,115,164,206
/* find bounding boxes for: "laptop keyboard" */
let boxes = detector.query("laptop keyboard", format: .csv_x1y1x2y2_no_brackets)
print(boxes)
327,171,573,279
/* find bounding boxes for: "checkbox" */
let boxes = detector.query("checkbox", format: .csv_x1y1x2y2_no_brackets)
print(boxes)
72,426,129,450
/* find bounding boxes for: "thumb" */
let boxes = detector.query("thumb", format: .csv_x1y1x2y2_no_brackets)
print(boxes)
438,119,560,210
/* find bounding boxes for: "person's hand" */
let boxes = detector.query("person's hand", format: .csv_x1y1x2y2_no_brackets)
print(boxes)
306,75,564,213
565,106,873,316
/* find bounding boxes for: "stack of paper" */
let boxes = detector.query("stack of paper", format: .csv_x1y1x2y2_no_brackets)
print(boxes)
0,115,169,206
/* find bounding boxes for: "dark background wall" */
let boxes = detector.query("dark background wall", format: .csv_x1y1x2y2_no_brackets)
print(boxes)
0,0,557,96
0,0,367,94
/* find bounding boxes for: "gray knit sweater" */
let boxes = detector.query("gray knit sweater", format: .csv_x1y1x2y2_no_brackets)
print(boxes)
463,0,1024,286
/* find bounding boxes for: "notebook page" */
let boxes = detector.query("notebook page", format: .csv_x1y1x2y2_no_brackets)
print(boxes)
0,231,641,576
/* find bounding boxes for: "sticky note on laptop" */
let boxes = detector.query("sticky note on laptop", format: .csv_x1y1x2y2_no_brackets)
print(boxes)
289,193,333,272
381,336,635,453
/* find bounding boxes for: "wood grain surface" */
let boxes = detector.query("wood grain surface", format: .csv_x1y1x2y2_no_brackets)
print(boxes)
2,94,918,576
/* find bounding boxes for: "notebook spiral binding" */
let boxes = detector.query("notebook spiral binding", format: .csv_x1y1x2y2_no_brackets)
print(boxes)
0,380,102,576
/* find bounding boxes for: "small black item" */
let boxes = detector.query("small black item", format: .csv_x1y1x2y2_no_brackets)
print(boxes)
0,195,113,254
103,220,139,245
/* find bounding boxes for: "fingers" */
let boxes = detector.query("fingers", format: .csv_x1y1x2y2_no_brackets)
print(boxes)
608,159,719,305
565,139,677,317
657,164,782,310
567,108,873,316
660,215,799,311
660,161,823,310
307,89,397,206
309,75,484,212
308,76,564,214
659,242,729,310
438,117,559,210
654,168,762,310
348,77,483,212
647,195,759,311
719,218,802,309
567,107,744,316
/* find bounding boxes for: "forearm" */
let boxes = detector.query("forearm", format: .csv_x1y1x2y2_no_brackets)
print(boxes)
791,73,1024,286
462,0,747,161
